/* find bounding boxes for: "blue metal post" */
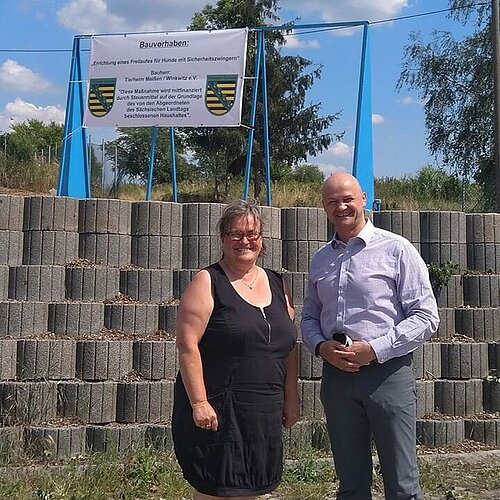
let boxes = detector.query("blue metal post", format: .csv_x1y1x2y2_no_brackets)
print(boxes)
57,37,90,198
352,23,374,209
145,126,158,201
170,127,178,202
260,33,272,206
243,30,263,200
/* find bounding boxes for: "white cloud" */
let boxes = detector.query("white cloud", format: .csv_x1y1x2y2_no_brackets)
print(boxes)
57,0,208,33
328,141,353,159
0,98,65,132
283,32,320,49
281,0,409,24
400,96,416,105
372,113,385,124
0,60,55,93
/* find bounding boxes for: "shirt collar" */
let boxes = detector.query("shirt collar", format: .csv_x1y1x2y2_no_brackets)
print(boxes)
331,218,374,248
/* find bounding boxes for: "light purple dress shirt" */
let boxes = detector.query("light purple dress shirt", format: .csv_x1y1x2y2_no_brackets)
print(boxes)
301,219,440,364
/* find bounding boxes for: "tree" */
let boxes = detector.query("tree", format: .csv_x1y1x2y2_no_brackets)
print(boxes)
186,0,341,200
397,1,494,208
110,127,194,185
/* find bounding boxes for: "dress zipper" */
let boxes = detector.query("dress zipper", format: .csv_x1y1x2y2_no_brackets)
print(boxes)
259,307,271,344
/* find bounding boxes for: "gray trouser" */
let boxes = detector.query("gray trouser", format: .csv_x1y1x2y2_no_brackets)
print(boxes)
321,354,421,500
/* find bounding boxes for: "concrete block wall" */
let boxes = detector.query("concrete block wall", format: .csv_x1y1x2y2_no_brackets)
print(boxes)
0,196,499,459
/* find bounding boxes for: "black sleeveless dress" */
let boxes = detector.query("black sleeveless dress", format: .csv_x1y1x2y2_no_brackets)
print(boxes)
172,263,297,496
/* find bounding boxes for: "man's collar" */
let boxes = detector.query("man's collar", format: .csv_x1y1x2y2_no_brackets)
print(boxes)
331,218,374,248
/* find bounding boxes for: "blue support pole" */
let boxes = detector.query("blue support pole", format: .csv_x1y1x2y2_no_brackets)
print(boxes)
352,23,374,210
170,127,178,202
243,30,264,201
145,126,158,201
259,33,272,206
57,37,90,198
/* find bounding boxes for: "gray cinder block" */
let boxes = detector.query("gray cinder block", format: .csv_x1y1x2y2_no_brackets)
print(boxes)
116,380,174,423
58,381,118,424
131,235,182,269
120,269,174,303
466,213,500,244
86,424,147,453
65,266,120,301
9,265,65,301
258,205,282,239
145,424,174,450
282,240,324,273
455,307,500,342
0,381,57,425
435,274,463,308
298,341,322,380
158,304,178,334
0,426,23,460
25,425,86,460
0,195,24,231
0,339,17,380
23,196,78,232
131,201,182,236
488,342,500,371
440,342,489,379
257,238,283,271
48,302,104,336
464,418,500,447
0,265,8,300
182,235,220,269
133,340,178,380
434,308,456,340
419,242,466,269
0,301,48,338
0,230,23,265
17,339,76,380
79,233,131,267
281,207,326,241
435,379,483,416
23,230,79,265
463,274,500,307
413,342,441,380
420,211,466,244
182,203,226,236
416,379,435,418
373,211,421,245
76,340,133,381
104,303,159,335
299,380,323,419
416,418,465,448
282,272,309,307
173,269,197,299
78,198,131,234
483,380,500,412
466,243,500,274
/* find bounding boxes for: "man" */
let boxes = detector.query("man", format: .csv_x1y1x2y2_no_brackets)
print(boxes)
301,172,439,500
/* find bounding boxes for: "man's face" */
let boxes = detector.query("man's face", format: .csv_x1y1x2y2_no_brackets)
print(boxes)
322,177,367,239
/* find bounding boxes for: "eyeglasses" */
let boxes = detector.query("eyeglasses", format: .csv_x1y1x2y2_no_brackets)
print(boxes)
225,231,262,241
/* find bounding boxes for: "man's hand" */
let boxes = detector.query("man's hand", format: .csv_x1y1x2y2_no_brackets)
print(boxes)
318,340,361,372
345,340,377,366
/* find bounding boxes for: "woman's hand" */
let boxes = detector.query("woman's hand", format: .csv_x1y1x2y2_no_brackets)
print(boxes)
282,394,300,429
192,400,219,431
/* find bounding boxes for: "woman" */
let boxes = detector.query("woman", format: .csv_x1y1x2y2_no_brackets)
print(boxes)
172,200,299,499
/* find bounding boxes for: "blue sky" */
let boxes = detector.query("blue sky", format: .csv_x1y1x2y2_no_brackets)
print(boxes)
0,0,475,178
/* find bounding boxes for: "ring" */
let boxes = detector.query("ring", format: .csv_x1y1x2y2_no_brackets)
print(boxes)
205,424,211,429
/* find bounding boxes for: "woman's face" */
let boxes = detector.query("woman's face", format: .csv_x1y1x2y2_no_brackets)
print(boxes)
222,214,262,266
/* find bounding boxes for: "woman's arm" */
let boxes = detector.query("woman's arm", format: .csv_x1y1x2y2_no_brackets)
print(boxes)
176,269,218,431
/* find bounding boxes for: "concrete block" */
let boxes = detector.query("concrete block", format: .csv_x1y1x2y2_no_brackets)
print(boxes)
0,426,23,461
17,339,76,380
86,424,147,453
0,230,23,265
116,380,174,423
131,201,182,236
23,230,79,265
23,196,78,231
299,380,323,419
0,195,24,230
131,235,182,269
158,304,178,334
466,213,500,244
0,265,8,300
434,308,456,340
58,381,118,424
435,274,463,308
416,418,465,448
440,342,489,379
298,341,322,379
281,207,327,241
78,198,131,234
79,233,131,267
0,340,17,380
419,242,466,269
145,424,173,450
258,205,282,239
25,425,86,460
182,235,220,269
455,307,500,342
294,304,303,341
0,381,58,425
9,265,65,301
0,301,48,338
463,274,500,307
483,380,500,412
420,211,466,244
435,379,483,416
76,340,133,381
133,340,178,379
65,266,120,301
488,342,500,371
120,268,174,303
48,302,104,336
416,380,435,418
257,238,283,271
282,240,323,272
104,303,159,335
283,420,330,452
464,418,500,447
373,210,420,244
466,243,500,274
282,272,308,307
173,269,197,299
413,342,441,380
182,203,226,236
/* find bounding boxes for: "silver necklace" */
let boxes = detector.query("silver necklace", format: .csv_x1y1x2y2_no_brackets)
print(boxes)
240,268,259,290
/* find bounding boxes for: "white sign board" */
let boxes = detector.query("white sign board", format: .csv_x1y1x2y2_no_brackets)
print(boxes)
83,29,248,128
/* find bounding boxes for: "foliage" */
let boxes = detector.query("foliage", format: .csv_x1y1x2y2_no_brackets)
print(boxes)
427,260,460,294
4,120,63,163
397,1,494,208
109,127,195,185
186,0,341,201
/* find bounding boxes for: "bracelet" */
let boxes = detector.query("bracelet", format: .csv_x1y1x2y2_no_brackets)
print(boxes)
192,400,208,408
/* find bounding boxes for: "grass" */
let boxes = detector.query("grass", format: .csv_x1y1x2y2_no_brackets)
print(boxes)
0,446,498,499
